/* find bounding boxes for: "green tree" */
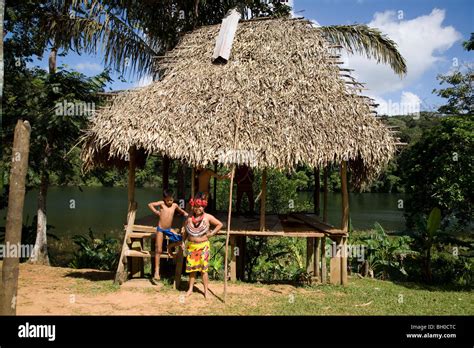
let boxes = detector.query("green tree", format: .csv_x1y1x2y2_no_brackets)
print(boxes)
400,115,473,228
433,68,473,115
2,65,111,264
463,32,474,51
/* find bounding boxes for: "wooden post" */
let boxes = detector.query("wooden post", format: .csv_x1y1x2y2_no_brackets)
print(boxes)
314,237,321,281
340,161,349,285
321,237,327,284
340,162,349,233
321,166,329,284
0,120,31,315
191,167,195,198
323,167,328,223
177,163,185,203
313,168,320,215
162,155,170,191
173,247,184,290
128,146,136,214
115,204,136,284
224,165,236,302
236,236,246,280
309,169,320,281
306,237,314,277
230,235,237,281
259,169,267,231
213,161,218,211
126,146,142,278
341,236,348,286
330,237,342,285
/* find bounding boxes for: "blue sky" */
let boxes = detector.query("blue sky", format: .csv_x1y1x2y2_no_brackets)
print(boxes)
31,0,473,114
292,0,473,113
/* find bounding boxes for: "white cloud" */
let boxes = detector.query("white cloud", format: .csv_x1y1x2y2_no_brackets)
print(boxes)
134,75,153,88
372,91,422,116
75,62,103,72
341,9,462,95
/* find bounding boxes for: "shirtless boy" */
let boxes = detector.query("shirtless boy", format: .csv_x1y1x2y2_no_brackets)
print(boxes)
148,189,188,282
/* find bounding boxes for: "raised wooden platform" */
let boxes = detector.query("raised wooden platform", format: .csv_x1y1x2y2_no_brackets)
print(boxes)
132,212,346,238
126,211,348,286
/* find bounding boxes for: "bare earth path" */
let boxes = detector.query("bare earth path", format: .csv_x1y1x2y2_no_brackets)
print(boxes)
3,263,473,315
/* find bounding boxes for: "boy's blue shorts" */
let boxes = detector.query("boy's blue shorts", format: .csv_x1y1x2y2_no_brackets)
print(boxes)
157,226,182,243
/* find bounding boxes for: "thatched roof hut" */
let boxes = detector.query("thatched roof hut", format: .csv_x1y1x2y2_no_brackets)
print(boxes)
81,17,396,188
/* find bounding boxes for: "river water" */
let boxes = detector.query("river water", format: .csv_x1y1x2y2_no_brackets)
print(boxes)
1,187,405,238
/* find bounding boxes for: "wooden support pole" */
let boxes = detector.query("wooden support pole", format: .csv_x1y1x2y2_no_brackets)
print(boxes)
321,166,329,284
314,168,320,215
116,204,136,284
236,236,246,280
128,146,137,214
330,237,342,285
0,120,31,315
126,146,142,279
340,162,349,233
177,162,185,203
162,155,170,191
340,161,349,286
312,168,321,281
259,169,267,231
224,166,236,302
191,167,195,198
341,236,348,286
321,237,327,284
323,167,328,223
230,235,237,281
306,237,314,276
213,161,218,211
173,247,184,290
315,237,321,282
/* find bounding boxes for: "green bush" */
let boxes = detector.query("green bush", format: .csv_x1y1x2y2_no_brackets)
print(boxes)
431,252,473,286
208,239,225,280
69,229,119,271
356,223,416,280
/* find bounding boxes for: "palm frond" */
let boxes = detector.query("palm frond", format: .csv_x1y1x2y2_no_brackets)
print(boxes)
318,24,407,76
47,0,161,77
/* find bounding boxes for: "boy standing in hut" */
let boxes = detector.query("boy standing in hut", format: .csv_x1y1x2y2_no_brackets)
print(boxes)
195,166,231,211
235,165,255,216
183,192,223,299
148,189,188,283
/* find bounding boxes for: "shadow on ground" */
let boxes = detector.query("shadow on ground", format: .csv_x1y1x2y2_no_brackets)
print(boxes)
64,270,115,281
392,280,473,293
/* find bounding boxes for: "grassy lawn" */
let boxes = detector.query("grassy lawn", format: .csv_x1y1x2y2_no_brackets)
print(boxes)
269,278,473,315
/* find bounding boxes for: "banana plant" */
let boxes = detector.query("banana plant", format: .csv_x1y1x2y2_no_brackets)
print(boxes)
414,207,442,282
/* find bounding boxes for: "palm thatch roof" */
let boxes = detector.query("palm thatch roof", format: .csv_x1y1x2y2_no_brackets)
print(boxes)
81,17,397,188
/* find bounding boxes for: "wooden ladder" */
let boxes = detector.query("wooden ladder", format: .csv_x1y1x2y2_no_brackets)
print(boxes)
114,203,184,289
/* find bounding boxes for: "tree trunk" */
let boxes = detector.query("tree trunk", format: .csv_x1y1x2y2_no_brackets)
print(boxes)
0,120,31,315
29,47,57,265
193,0,199,28
48,47,57,74
29,173,50,265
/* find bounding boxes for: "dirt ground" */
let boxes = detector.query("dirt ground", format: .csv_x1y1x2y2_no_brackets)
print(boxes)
4,263,472,315
9,263,312,315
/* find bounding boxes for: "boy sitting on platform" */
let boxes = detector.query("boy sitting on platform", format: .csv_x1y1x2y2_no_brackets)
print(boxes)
148,189,188,283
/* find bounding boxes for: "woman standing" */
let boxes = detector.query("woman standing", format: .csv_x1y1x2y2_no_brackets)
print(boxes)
183,192,223,298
